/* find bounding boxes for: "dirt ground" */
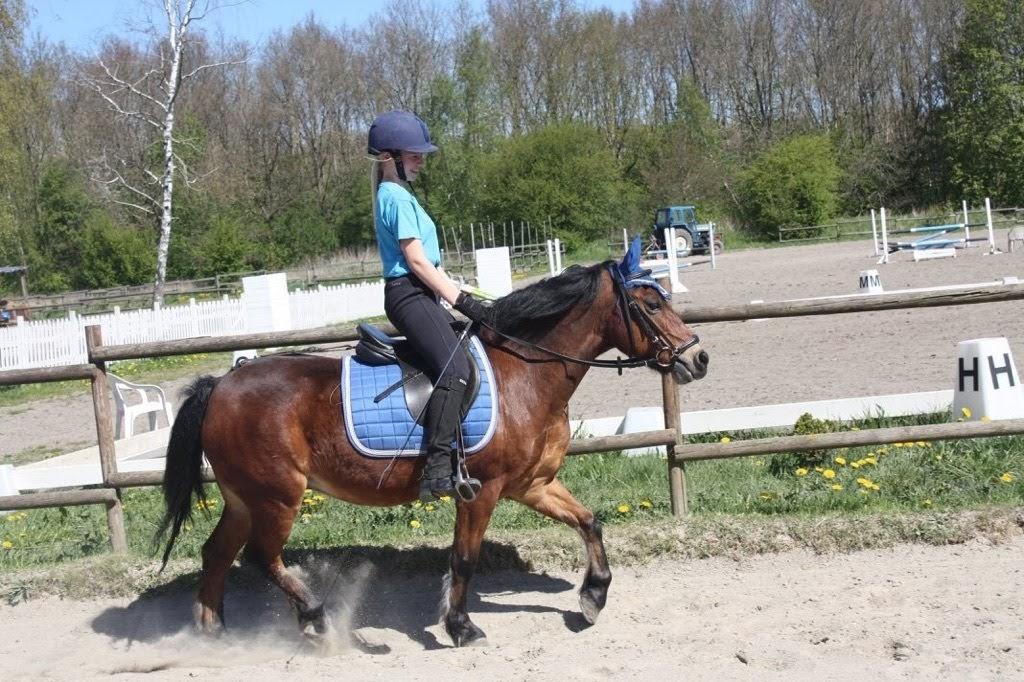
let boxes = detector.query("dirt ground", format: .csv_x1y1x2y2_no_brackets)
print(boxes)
2,536,1022,679
5,231,1023,457
3,233,1024,678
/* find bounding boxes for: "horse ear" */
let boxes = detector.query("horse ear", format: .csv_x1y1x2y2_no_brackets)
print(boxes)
618,236,642,279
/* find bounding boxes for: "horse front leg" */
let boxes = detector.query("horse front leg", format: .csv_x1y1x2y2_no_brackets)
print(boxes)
441,482,501,647
517,477,611,624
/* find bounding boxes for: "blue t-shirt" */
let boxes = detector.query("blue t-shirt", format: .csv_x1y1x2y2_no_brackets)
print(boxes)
375,182,441,278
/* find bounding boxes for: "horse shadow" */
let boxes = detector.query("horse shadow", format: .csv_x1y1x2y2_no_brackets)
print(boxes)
91,540,579,652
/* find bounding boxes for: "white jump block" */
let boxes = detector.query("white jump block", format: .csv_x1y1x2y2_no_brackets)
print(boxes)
242,272,291,333
858,269,883,294
475,247,513,297
913,248,956,261
620,406,666,456
952,338,1024,422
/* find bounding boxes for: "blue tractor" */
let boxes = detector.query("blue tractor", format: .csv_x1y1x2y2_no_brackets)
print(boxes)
652,205,723,257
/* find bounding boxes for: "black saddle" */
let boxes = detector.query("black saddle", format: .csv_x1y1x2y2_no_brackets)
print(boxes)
354,323,481,424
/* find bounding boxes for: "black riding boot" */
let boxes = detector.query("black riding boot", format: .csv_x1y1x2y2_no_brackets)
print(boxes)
419,378,467,502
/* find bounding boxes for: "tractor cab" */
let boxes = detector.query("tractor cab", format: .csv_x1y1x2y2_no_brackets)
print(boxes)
652,205,722,256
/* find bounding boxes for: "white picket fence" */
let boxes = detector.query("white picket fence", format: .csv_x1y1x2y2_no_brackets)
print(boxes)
0,279,385,371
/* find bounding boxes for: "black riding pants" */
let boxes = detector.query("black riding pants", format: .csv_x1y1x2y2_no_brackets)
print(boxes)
383,275,471,388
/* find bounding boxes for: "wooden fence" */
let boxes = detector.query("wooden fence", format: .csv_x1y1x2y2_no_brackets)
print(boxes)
2,284,1024,552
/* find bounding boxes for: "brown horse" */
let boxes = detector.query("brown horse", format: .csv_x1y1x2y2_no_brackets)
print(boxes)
156,255,708,648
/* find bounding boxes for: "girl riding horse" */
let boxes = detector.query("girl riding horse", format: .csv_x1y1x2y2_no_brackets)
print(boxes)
156,237,708,650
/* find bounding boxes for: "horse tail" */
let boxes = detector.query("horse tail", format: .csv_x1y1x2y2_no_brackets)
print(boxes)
154,375,219,570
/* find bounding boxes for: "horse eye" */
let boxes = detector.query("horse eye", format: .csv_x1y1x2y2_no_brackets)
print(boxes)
644,299,661,313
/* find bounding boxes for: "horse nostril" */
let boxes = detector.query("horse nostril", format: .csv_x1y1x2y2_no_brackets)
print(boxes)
697,350,709,367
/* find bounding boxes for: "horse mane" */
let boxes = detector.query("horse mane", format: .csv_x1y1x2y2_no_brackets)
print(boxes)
488,261,611,341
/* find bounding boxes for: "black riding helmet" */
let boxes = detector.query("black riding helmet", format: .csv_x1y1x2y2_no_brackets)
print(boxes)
368,110,438,181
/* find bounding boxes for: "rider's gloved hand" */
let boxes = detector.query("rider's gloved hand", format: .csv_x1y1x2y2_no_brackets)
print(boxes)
454,292,491,324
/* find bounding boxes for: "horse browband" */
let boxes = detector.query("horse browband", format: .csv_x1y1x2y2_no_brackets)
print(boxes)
474,264,699,373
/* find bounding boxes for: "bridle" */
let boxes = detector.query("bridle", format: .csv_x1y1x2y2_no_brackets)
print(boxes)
477,264,700,374
608,264,701,371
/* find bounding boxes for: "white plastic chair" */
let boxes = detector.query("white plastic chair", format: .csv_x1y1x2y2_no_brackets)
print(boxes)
107,373,174,439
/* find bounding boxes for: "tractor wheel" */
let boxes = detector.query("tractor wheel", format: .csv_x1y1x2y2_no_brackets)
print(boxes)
712,238,724,255
673,231,694,257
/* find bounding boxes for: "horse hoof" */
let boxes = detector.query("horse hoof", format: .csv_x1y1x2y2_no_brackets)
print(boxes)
301,618,339,655
192,603,225,636
579,591,602,625
448,618,488,648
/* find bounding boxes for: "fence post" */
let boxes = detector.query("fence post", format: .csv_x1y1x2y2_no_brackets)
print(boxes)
84,324,128,552
662,371,688,515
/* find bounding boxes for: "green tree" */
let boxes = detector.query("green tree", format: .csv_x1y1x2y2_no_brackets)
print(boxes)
76,213,155,289
942,0,1024,204
737,134,841,238
478,123,638,247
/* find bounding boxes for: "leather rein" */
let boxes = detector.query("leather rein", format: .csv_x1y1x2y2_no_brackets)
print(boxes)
476,264,700,374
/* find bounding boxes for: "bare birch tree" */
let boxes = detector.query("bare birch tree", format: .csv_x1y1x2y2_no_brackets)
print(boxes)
84,1,244,304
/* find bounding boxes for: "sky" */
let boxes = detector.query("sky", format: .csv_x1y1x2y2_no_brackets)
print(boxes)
26,0,638,53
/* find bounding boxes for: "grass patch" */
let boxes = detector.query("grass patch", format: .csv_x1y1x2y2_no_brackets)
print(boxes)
1,411,1021,597
2,442,93,466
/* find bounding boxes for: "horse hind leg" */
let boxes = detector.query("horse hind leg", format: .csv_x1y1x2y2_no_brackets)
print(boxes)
517,478,611,625
244,497,340,651
195,490,252,634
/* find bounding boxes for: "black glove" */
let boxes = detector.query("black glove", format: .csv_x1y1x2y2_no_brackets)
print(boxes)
454,291,491,324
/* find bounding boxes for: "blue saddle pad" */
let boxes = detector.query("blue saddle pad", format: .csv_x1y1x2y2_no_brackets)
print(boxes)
341,336,498,458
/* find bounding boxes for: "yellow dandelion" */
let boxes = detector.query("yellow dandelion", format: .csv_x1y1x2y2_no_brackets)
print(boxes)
814,466,823,472
1000,472,1015,484
1,540,12,549
314,494,326,502
617,503,631,514
409,519,422,529
412,500,422,508
822,469,836,480
830,484,843,491
300,512,311,521
922,499,933,507
759,491,776,501
864,456,877,466
795,467,809,477
424,504,436,512
980,416,992,423
850,461,862,469
639,499,653,509
850,426,860,431
439,495,452,503
893,442,904,448
753,459,765,467
834,457,847,466
961,406,972,418
720,436,731,444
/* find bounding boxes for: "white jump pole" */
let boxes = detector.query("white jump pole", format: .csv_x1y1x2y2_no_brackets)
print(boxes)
545,239,556,276
962,200,971,246
554,237,562,272
878,207,889,264
622,228,629,253
870,209,879,256
663,228,687,293
985,197,996,253
709,223,717,270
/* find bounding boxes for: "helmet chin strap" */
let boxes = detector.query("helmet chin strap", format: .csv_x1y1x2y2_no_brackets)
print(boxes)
388,150,407,182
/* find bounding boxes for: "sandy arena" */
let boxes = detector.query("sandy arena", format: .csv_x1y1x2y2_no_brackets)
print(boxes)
2,234,1023,679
